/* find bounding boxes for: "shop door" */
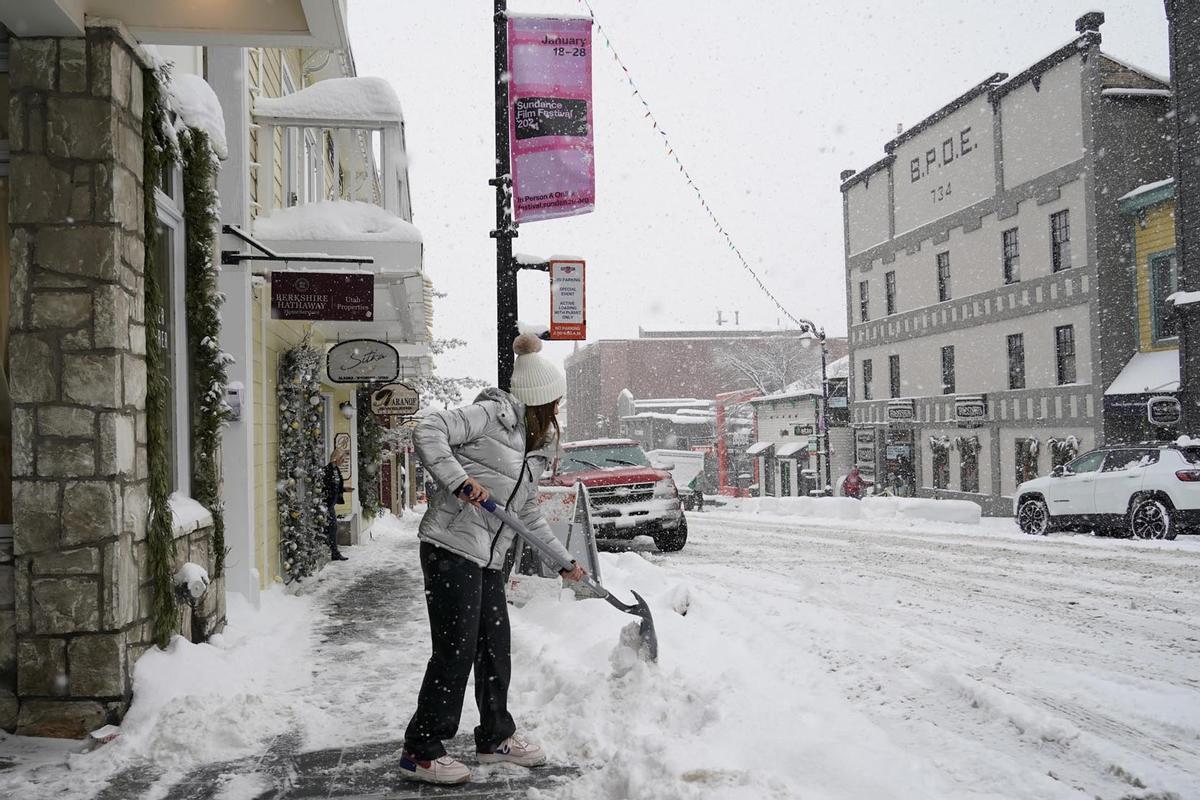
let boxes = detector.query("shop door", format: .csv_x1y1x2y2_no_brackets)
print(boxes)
884,432,915,496
779,463,791,497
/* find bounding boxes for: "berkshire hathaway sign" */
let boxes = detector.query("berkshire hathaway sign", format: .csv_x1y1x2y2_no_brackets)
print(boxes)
271,271,374,321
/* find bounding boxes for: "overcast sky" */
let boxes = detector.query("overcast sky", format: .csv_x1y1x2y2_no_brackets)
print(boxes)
348,1,1170,388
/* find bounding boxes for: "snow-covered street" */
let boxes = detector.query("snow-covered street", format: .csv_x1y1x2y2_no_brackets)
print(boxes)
2,507,1198,799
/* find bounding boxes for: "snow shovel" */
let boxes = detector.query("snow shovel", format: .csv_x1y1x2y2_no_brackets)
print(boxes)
464,491,658,662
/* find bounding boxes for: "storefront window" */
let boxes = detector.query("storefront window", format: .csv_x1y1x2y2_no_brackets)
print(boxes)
960,441,979,493
154,167,190,495
932,447,949,489
1015,438,1039,485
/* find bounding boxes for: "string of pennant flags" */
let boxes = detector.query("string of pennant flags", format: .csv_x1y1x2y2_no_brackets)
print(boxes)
577,0,814,332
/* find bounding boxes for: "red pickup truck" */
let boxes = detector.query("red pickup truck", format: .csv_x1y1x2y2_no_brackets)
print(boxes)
542,438,688,552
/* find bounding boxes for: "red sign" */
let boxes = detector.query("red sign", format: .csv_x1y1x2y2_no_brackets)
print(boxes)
507,15,595,224
271,271,374,321
549,259,585,340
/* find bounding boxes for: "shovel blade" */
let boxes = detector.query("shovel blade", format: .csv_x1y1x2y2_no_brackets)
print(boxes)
609,590,656,662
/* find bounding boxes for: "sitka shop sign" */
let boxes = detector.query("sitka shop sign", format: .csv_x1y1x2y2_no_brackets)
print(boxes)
549,259,586,339
507,15,595,224
271,271,374,321
327,340,398,384
370,383,420,417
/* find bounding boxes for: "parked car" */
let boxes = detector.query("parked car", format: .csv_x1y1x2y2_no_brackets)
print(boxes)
647,448,707,511
543,439,688,551
1013,443,1200,539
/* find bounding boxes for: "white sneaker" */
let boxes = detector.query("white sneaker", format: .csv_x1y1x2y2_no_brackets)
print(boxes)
476,733,547,767
399,751,471,784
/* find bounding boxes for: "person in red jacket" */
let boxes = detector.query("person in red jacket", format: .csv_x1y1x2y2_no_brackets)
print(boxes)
842,466,871,499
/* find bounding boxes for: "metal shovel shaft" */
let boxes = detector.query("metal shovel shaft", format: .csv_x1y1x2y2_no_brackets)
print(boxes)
476,496,658,661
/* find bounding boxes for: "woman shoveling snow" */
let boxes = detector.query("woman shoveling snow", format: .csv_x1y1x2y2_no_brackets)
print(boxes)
399,334,587,786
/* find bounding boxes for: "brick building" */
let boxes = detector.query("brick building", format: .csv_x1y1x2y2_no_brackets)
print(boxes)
563,328,847,441
1165,1,1200,430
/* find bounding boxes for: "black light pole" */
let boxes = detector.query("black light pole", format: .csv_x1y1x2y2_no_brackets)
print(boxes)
491,0,519,391
818,328,831,494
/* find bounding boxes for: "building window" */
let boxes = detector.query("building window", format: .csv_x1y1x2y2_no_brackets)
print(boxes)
1007,333,1025,390
932,448,949,490
1002,227,1020,284
1051,210,1071,272
885,271,897,315
941,345,955,394
936,252,951,302
1150,251,1179,341
153,165,190,496
862,359,873,400
859,280,870,322
1015,439,1039,485
1055,325,1076,385
960,441,979,493
889,354,901,398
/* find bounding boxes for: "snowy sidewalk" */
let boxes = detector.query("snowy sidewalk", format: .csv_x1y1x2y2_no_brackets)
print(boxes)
0,513,582,799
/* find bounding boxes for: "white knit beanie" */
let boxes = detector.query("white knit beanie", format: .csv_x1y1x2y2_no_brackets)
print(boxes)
509,334,566,407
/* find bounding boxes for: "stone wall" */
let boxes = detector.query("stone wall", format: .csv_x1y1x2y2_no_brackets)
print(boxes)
6,26,149,738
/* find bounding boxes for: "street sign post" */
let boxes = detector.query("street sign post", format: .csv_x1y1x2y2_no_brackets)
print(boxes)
549,259,586,339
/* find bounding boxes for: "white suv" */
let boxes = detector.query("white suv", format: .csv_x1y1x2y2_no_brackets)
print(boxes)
1014,443,1200,539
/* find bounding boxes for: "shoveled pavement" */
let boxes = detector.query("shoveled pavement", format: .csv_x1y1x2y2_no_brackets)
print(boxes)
49,529,583,800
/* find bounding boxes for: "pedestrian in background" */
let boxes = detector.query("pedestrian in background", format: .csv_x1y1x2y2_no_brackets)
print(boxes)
322,443,350,561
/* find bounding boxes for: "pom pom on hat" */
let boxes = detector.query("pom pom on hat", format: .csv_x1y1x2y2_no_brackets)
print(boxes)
513,333,544,356
510,333,565,407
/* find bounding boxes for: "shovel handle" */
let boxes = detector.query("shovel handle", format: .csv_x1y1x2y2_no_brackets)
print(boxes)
460,485,604,593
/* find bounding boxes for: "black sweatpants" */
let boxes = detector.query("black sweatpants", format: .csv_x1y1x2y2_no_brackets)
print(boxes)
403,542,516,759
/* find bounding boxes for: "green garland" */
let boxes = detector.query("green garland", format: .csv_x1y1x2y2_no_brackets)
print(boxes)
144,67,180,648
356,389,384,519
179,128,231,578
277,340,327,581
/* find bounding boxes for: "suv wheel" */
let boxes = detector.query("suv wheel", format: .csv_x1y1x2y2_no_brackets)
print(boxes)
1129,497,1176,540
654,518,688,552
1017,497,1050,536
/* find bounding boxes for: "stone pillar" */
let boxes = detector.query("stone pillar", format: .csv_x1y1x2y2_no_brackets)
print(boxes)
7,28,147,737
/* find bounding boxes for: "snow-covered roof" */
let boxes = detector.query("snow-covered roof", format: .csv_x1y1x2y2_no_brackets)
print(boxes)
166,73,228,158
563,438,639,449
1169,290,1200,308
621,412,714,426
1119,178,1174,202
254,76,403,125
253,200,422,243
1104,350,1180,396
745,441,773,455
775,442,806,458
1101,87,1172,99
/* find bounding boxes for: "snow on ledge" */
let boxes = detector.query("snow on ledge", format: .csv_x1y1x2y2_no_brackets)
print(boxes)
254,76,403,124
1119,177,1174,202
253,200,423,243
1168,290,1200,308
169,493,213,535
166,73,228,159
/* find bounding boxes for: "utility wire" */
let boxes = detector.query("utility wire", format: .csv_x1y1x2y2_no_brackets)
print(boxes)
578,0,815,332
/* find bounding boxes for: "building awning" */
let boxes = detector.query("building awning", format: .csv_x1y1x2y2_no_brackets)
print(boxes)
745,442,773,456
775,442,807,458
0,0,350,48
1104,350,1180,396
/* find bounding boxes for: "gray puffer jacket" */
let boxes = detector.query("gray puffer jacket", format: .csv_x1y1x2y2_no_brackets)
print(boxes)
414,388,573,571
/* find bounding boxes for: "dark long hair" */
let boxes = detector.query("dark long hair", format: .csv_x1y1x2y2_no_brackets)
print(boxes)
525,400,560,453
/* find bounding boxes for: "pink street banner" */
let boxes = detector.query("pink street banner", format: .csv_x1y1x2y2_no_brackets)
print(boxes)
507,14,595,224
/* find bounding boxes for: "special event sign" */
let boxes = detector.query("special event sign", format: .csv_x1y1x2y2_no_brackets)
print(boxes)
271,271,374,321
549,259,586,340
507,15,595,224
327,339,399,384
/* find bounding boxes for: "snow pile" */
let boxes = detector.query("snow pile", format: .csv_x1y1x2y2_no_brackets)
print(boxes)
166,73,228,158
253,200,423,243
254,76,403,123
731,494,982,525
1168,290,1200,308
